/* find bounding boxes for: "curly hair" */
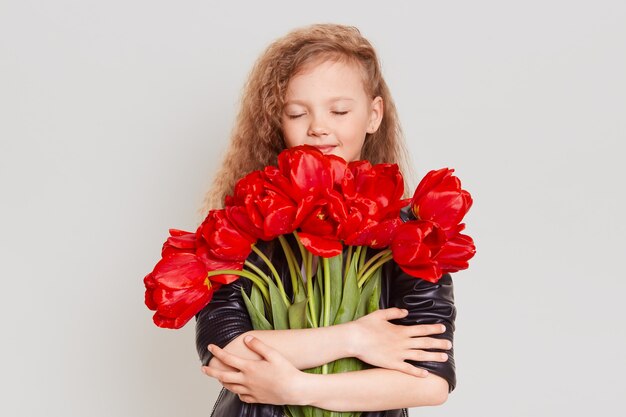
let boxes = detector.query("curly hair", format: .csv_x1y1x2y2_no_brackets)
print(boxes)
200,23,411,217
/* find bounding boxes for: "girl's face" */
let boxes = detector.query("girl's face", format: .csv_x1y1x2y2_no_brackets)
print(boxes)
281,59,383,162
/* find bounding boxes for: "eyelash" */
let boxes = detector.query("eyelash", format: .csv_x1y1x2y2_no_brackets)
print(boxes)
286,111,349,120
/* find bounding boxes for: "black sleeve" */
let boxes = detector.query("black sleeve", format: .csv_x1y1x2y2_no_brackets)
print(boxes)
385,263,457,392
195,277,254,366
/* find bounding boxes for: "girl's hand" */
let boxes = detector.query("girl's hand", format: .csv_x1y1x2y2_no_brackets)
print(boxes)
349,307,452,378
202,336,306,406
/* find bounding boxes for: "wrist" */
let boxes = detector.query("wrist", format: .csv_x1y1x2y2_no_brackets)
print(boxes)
339,321,361,359
291,370,317,406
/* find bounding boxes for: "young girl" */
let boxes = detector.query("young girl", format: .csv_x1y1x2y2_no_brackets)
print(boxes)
195,24,456,417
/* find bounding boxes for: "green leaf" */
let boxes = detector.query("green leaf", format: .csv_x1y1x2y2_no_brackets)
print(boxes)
304,364,323,374
316,261,324,293
327,254,343,324
240,286,272,330
333,251,360,325
313,275,323,327
294,270,307,304
354,270,378,320
268,279,289,330
367,267,382,314
285,405,305,417
331,356,366,375
288,299,308,329
250,284,265,315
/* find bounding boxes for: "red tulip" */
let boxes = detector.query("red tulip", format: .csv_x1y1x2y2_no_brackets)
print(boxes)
277,145,333,199
436,230,476,273
340,162,406,248
161,229,197,257
411,168,473,235
391,221,447,283
225,169,297,240
198,209,256,261
294,189,347,257
351,162,405,213
344,217,403,248
144,252,219,329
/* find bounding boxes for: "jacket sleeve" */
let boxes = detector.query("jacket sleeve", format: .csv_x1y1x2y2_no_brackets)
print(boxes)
384,262,458,392
195,277,254,366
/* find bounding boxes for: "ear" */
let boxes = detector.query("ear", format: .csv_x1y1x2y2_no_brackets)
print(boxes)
366,96,384,134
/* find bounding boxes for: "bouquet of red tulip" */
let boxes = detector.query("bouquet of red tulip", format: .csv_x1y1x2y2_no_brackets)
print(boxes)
144,145,475,417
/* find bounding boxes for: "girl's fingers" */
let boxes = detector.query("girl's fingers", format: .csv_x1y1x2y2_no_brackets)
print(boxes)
201,365,222,380
406,349,449,363
238,394,256,404
222,382,250,395
378,307,409,321
202,366,247,386
409,337,452,351
243,336,280,362
395,362,429,378
407,324,447,337
208,344,248,371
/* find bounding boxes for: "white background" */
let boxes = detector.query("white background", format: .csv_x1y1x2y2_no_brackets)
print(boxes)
1,1,624,416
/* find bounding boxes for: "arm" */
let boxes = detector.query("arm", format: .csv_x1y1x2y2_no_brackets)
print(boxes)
298,268,457,410
195,276,356,370
205,335,449,410
302,367,448,411
221,323,354,370
197,276,449,375
384,266,457,392
203,266,457,410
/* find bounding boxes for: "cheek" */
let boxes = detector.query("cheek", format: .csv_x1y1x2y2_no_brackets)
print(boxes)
281,119,307,148
281,122,301,148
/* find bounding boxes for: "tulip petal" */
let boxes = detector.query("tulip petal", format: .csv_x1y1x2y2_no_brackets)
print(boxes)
298,232,343,257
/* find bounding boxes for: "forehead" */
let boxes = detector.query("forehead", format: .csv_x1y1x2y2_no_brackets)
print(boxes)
284,59,368,102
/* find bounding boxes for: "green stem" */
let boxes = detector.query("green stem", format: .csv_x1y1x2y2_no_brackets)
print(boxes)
357,253,394,288
306,251,318,328
293,232,318,328
292,231,308,265
323,257,331,327
278,235,298,298
357,249,392,281
320,257,332,376
205,269,270,302
344,245,354,278
244,261,272,286
359,246,368,270
251,245,290,307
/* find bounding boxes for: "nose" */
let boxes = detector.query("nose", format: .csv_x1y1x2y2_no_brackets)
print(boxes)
307,114,329,138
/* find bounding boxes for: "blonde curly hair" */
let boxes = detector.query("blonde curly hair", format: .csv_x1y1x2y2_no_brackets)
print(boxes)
200,23,411,217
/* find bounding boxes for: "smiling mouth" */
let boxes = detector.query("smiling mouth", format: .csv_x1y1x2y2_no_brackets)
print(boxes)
313,145,337,154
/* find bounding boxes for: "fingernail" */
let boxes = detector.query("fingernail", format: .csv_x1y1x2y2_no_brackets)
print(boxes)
441,325,446,332
244,335,253,343
208,345,213,352
441,353,448,361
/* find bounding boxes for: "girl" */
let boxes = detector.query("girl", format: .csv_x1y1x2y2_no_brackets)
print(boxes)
196,24,456,417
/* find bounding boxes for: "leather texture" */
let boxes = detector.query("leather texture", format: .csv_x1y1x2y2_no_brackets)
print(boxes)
195,239,456,417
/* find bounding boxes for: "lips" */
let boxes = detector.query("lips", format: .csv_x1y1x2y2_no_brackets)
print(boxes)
313,145,337,154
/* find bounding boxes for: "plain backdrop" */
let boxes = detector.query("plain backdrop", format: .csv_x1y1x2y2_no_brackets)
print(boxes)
1,1,624,416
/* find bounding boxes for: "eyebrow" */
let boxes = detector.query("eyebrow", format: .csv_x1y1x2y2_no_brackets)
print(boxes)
283,97,356,106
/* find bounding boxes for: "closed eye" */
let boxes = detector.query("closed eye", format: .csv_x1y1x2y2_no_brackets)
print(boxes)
287,114,305,119
332,111,349,116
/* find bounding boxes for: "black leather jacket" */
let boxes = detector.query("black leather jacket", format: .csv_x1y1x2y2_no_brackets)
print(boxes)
195,241,456,417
